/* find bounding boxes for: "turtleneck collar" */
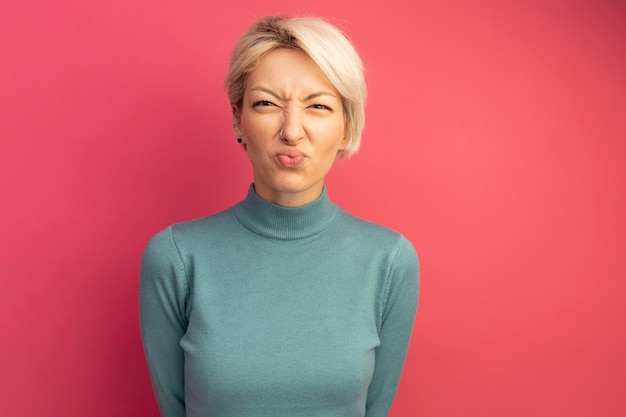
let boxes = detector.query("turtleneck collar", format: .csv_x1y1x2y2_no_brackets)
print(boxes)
233,184,341,240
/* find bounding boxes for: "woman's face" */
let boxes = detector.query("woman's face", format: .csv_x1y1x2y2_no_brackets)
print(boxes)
233,48,348,207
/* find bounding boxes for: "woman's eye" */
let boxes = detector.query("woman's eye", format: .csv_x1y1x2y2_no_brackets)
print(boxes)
253,100,275,107
310,104,332,111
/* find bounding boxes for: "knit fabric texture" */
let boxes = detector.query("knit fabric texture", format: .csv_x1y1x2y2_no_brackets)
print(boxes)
140,185,419,417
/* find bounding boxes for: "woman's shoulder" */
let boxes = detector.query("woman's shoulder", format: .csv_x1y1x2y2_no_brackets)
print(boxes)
330,210,419,284
335,209,417,253
172,207,235,232
146,207,238,249
337,209,400,236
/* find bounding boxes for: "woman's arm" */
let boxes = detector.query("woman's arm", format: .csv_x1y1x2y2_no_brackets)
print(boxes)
139,227,189,417
366,236,420,417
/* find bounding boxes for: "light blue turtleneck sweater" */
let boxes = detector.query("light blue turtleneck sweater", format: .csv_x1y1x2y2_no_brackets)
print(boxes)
140,185,419,417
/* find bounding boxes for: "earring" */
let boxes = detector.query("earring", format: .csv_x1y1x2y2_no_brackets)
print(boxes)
237,138,243,143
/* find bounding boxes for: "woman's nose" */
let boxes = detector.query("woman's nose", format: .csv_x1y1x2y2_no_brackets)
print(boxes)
280,111,305,144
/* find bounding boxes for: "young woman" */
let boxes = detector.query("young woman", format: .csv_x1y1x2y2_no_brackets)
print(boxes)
140,15,419,417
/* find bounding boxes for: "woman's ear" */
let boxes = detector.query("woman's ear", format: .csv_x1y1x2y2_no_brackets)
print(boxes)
340,132,350,151
232,104,246,149
232,104,243,137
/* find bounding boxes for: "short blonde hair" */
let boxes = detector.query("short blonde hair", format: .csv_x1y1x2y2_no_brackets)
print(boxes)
225,15,366,157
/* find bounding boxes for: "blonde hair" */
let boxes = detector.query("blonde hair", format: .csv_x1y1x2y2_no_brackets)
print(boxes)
225,15,366,157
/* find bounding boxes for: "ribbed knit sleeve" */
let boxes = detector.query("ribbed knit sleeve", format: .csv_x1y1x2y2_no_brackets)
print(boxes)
139,227,189,417
365,235,419,417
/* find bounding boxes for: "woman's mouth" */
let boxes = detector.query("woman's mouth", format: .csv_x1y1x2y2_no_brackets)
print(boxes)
275,151,306,168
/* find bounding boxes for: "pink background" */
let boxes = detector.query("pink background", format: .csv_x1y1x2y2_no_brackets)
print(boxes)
2,1,625,416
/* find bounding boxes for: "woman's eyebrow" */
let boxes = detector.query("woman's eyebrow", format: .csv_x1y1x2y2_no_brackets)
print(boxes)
249,86,337,101
249,86,282,100
303,91,338,101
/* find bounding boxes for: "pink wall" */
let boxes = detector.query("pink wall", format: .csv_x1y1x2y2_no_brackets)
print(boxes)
2,1,625,416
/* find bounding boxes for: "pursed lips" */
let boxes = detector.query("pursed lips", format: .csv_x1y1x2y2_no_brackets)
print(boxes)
275,149,307,167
